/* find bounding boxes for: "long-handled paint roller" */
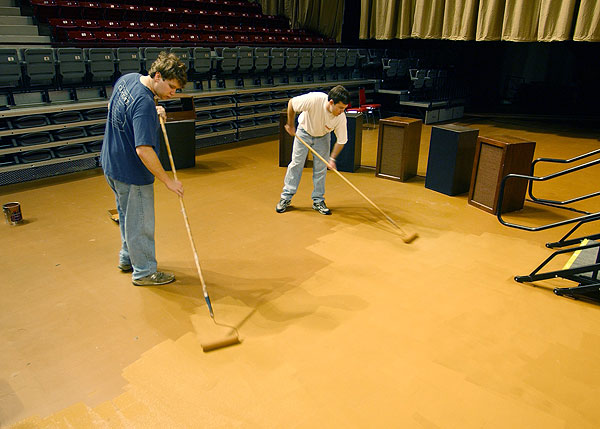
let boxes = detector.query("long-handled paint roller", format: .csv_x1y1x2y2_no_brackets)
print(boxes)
294,134,418,244
159,117,241,352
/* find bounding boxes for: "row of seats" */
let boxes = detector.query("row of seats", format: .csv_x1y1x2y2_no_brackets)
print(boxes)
0,46,362,93
50,20,309,35
31,0,286,28
63,31,330,46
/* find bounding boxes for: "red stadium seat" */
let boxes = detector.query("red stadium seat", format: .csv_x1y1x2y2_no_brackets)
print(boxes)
182,33,201,44
67,30,96,42
182,23,197,32
80,1,102,19
123,21,143,31
30,0,58,23
96,31,121,42
57,0,80,19
164,33,183,43
49,17,77,40
122,4,142,21
163,22,180,32
99,20,123,30
200,34,218,43
49,17,77,29
101,3,124,20
198,24,213,32
143,22,162,31
119,31,142,43
75,19,101,30
141,32,163,43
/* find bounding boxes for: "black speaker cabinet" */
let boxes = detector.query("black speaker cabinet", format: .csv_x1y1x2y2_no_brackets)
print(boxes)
376,116,422,181
425,124,479,195
158,95,196,171
278,111,308,167
330,112,363,173
468,135,536,214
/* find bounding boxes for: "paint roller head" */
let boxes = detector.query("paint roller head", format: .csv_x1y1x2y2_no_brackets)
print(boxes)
401,232,419,244
201,335,242,352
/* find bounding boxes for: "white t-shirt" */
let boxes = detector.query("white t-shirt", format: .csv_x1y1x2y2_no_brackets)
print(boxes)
291,92,348,144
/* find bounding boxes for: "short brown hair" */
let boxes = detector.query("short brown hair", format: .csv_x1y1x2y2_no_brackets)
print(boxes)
328,85,350,105
149,51,188,87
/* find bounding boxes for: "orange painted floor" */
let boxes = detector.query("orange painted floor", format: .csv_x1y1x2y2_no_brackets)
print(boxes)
2,118,600,428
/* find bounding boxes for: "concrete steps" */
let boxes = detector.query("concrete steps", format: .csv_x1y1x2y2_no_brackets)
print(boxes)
0,15,33,25
0,34,52,44
0,6,20,16
0,25,40,36
0,0,52,45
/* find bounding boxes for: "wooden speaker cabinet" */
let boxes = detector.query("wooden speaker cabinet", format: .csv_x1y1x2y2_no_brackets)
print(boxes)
468,135,536,214
376,116,422,181
425,124,479,195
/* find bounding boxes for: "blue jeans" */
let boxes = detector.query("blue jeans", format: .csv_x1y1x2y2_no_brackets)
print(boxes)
105,175,156,279
281,127,330,203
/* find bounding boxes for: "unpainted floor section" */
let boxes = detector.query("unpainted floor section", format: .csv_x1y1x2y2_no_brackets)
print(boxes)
2,118,600,428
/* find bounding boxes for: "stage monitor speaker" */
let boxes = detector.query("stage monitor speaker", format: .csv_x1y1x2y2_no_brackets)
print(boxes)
158,95,196,171
278,111,308,168
330,111,363,172
425,124,479,195
376,116,422,182
468,135,536,214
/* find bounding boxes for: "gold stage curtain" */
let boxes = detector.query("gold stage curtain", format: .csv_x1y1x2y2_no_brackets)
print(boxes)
360,0,598,41
573,0,600,41
442,0,479,40
476,0,505,40
501,0,541,41
359,0,413,40
252,0,344,41
411,0,445,39
538,0,577,41
295,0,345,41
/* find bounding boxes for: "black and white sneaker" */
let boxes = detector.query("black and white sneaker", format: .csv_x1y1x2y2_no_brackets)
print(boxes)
312,200,331,215
276,198,292,213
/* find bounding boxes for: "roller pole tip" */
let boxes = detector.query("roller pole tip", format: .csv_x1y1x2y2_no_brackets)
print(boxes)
402,232,419,244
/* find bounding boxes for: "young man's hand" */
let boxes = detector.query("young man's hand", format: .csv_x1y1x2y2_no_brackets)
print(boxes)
285,124,296,136
156,106,167,122
328,158,337,170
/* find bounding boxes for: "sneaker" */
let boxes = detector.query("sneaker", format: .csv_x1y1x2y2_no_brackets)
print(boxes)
276,198,291,213
132,271,175,286
118,263,132,272
312,200,331,215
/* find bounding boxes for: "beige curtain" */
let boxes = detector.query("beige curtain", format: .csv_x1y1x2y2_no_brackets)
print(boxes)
253,0,344,41
476,0,505,41
398,0,416,38
255,0,286,16
359,0,414,40
359,0,372,39
411,0,445,39
294,0,344,41
538,0,577,41
357,0,600,42
573,0,600,41
502,0,541,41
442,0,478,40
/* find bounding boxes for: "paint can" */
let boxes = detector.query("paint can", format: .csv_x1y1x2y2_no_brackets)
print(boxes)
3,202,23,225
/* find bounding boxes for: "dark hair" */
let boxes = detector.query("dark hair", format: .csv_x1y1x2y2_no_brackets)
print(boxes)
328,85,350,105
149,51,188,87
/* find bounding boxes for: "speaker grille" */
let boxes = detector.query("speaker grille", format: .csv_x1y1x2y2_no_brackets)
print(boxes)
380,125,404,177
472,143,502,210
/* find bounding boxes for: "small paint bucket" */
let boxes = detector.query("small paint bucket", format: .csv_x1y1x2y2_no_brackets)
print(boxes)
3,202,23,225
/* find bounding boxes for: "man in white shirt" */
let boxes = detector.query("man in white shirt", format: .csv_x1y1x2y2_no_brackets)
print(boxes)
276,85,350,215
